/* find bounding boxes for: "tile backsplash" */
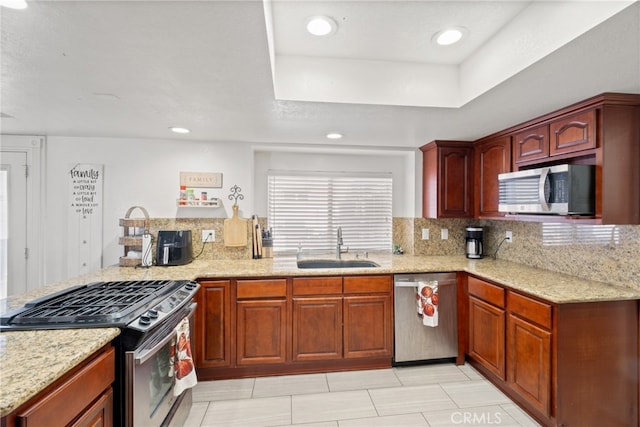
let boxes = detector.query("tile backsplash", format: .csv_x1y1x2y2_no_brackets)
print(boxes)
396,217,640,290
143,217,640,290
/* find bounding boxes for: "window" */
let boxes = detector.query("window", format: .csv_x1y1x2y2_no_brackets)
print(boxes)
267,172,392,254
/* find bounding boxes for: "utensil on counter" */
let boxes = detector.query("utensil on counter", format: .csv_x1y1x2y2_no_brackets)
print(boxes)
252,215,263,258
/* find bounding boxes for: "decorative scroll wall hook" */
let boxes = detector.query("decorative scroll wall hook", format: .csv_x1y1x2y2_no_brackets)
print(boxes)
228,185,244,205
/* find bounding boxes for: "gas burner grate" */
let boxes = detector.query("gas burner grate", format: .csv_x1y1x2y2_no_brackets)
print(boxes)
6,280,181,326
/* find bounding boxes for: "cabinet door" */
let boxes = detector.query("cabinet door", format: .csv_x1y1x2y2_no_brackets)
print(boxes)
195,280,232,368
475,136,511,217
468,296,506,380
236,299,287,365
16,347,115,427
513,124,549,164
507,314,551,416
292,297,343,361
421,141,473,219
70,388,113,427
439,146,474,218
550,110,596,156
343,294,393,359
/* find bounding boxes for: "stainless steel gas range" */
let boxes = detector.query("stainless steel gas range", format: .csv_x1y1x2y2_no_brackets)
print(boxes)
0,279,200,427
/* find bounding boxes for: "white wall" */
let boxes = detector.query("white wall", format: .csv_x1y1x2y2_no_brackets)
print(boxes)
43,137,418,283
45,136,254,282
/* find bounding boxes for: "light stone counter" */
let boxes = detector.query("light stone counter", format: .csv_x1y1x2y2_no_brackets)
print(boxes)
0,328,120,417
2,254,640,416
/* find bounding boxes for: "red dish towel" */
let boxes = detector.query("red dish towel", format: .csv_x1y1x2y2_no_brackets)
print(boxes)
416,281,439,327
170,317,197,396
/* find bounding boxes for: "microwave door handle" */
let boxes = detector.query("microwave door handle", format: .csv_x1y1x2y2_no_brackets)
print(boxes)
539,167,551,212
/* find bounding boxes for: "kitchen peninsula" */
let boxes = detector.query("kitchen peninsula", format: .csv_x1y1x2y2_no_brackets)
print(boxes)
1,254,639,426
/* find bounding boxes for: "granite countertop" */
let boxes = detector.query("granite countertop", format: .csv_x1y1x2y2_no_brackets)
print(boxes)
2,254,640,416
0,328,120,417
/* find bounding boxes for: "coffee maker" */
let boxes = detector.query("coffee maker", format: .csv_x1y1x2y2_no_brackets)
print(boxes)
465,226,484,259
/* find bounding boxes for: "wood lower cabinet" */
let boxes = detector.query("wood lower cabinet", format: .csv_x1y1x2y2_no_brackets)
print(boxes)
468,295,506,380
292,276,343,362
236,278,288,366
506,292,552,418
236,299,288,365
195,274,394,380
292,297,343,361
464,275,638,427
2,345,115,427
343,295,393,358
71,388,113,427
343,275,393,359
195,280,232,368
507,315,551,416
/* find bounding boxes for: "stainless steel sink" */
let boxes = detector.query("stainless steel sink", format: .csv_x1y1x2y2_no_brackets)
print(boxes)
296,259,380,269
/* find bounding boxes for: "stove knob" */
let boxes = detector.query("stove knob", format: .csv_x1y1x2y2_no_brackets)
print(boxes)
185,283,196,291
148,309,159,318
139,315,151,326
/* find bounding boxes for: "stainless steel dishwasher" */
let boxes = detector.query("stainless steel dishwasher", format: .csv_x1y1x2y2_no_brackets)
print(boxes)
393,272,458,364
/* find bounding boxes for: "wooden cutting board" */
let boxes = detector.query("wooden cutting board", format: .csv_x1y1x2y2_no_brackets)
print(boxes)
224,204,248,247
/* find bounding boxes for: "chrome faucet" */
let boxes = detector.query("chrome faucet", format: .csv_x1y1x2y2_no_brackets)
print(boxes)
336,227,349,259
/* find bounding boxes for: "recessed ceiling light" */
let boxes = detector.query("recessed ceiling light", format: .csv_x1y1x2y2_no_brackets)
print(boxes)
433,27,466,46
307,16,337,36
170,127,191,134
0,0,28,9
326,132,343,140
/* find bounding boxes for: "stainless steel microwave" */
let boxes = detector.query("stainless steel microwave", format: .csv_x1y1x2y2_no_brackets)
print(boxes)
498,164,595,215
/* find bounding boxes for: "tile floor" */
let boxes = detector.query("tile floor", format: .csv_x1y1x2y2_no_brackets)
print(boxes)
184,363,542,427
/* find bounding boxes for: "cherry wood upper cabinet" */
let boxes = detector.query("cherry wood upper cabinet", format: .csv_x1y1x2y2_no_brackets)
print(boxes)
549,110,596,156
421,140,474,218
474,136,511,218
512,124,549,165
473,93,640,224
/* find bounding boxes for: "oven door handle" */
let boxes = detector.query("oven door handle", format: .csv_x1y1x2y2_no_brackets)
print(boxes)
134,303,196,365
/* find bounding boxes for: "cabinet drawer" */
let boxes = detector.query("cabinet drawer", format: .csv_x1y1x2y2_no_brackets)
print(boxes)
513,124,549,164
237,279,287,299
343,275,392,294
508,291,552,330
18,346,115,427
550,110,596,156
468,276,505,308
293,277,342,295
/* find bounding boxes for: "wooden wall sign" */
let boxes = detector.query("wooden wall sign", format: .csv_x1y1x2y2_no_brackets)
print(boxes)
180,172,223,188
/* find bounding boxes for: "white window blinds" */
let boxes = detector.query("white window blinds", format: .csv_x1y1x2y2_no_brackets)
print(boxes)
267,172,393,254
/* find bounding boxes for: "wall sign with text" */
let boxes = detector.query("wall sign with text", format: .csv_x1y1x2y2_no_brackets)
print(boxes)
180,171,223,188
67,163,104,277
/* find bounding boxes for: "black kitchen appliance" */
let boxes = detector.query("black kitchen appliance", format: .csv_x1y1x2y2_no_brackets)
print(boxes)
156,230,193,266
0,279,200,427
465,226,484,259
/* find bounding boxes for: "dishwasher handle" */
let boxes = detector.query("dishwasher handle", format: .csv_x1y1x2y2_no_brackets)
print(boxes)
394,279,456,287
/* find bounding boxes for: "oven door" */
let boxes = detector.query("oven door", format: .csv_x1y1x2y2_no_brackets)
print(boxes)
125,302,196,427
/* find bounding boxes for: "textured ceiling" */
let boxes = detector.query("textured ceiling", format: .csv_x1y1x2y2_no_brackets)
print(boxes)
1,1,639,148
